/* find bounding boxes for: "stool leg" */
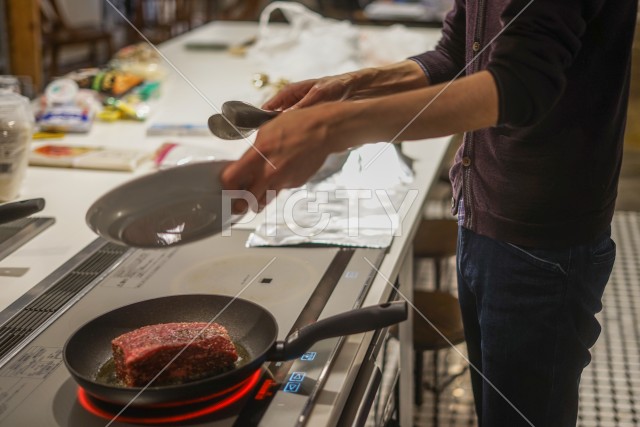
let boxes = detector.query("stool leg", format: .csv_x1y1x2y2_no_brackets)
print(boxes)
433,350,440,426
434,258,442,291
414,350,423,406
51,45,60,78
89,42,98,64
393,377,400,425
106,37,114,61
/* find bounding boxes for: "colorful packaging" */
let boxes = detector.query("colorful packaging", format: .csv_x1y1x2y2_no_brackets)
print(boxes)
29,144,150,171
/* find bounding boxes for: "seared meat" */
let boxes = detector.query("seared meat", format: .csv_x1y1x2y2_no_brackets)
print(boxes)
112,322,238,387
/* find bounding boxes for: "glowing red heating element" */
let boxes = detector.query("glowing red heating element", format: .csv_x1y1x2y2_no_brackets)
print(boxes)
77,370,262,425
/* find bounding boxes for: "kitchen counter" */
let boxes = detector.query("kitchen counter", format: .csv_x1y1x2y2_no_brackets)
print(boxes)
0,21,449,426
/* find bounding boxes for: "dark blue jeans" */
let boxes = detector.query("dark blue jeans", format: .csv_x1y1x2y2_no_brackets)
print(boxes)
456,226,616,427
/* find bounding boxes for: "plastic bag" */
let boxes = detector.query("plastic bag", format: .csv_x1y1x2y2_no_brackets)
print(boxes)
152,142,218,169
246,2,361,81
359,24,436,67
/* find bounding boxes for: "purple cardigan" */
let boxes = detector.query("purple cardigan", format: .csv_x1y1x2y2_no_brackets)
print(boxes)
411,0,637,247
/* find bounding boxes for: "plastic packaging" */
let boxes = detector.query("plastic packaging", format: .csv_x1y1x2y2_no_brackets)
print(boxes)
44,78,79,105
29,144,149,171
0,92,34,201
66,68,144,97
36,80,101,133
111,43,167,81
153,142,218,169
247,2,361,82
99,96,151,122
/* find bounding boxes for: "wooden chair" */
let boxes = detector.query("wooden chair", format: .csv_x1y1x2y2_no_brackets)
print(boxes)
134,0,196,44
411,219,467,418
40,0,114,78
205,0,263,21
392,220,465,410
316,0,363,20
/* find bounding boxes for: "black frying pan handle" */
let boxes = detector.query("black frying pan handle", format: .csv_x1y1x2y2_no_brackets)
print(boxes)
0,198,45,225
270,301,407,361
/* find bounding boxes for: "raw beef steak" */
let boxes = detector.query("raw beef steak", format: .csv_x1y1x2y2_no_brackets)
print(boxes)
112,322,238,387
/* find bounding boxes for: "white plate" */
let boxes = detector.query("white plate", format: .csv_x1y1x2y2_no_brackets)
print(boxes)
86,161,236,248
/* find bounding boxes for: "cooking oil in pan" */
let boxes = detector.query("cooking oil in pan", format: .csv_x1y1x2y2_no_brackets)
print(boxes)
96,343,251,387
96,358,125,387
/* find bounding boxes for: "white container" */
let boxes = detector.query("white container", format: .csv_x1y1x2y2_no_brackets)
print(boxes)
0,92,33,201
0,76,21,94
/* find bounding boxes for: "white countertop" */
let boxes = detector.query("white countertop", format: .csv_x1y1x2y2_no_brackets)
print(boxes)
0,20,449,426
1,23,259,310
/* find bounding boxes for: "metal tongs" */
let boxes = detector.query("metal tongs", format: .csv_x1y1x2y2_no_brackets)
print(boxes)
208,101,281,140
0,198,45,225
207,101,352,182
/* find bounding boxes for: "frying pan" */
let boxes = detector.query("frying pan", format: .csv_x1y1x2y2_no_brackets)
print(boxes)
64,294,407,406
85,161,238,248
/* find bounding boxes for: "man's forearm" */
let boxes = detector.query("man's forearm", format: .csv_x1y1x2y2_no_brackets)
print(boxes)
348,60,431,99
331,70,498,148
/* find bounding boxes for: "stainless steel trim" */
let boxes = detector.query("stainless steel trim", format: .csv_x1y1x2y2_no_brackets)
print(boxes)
0,238,132,368
336,328,393,426
296,250,386,427
353,250,386,309
0,217,55,262
354,365,383,426
333,285,401,426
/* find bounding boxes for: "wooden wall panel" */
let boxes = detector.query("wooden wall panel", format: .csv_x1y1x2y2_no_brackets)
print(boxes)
7,0,42,90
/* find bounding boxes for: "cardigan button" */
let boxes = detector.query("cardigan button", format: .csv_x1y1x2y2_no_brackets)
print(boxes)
462,156,472,167
472,41,481,52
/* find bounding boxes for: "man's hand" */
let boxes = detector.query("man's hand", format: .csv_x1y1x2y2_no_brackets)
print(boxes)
262,74,356,111
221,104,345,213
262,60,429,112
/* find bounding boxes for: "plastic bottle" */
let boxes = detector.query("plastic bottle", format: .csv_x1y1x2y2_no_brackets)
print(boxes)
0,91,33,201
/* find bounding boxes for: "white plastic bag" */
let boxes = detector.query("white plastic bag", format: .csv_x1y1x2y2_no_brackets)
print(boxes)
247,2,361,81
359,24,436,66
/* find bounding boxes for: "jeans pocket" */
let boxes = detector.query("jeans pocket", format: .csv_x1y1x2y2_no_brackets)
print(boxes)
499,242,570,275
591,237,616,265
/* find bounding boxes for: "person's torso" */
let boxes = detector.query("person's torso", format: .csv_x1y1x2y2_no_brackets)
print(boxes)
451,0,637,247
